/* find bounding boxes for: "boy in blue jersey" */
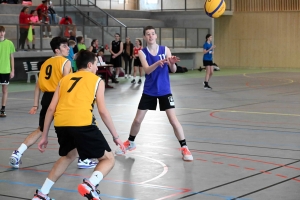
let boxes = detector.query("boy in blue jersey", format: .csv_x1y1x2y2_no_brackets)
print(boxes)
116,26,193,161
202,34,216,89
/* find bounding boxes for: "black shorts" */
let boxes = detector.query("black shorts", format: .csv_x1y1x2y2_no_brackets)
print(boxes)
0,73,10,85
55,125,111,160
203,60,213,67
138,93,175,111
110,55,122,68
39,92,54,131
32,29,35,35
133,57,142,67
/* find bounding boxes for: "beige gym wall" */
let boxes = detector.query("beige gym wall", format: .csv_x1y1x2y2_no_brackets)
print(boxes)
214,0,300,69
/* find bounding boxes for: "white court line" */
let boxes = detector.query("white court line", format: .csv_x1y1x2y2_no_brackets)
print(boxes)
131,155,168,184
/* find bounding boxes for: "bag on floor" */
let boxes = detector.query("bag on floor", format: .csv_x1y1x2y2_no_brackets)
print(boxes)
213,63,220,71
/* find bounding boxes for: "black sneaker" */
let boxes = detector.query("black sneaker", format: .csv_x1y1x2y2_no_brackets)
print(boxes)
138,79,142,84
0,110,6,117
131,79,136,84
203,82,212,90
112,79,119,83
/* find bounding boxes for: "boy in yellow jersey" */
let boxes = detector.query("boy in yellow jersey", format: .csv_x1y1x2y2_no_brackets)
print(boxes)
9,37,97,169
32,50,126,200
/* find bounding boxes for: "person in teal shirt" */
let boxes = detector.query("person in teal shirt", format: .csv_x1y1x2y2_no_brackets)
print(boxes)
67,39,77,72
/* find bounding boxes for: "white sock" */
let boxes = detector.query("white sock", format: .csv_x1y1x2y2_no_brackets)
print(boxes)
49,32,52,35
116,75,119,79
17,143,27,155
89,171,103,186
40,178,55,195
43,32,46,36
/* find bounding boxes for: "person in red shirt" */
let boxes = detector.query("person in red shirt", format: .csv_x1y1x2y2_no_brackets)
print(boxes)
59,16,73,25
59,16,76,40
19,6,32,51
36,0,52,38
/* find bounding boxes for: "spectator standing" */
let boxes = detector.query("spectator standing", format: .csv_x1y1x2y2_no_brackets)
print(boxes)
19,6,32,51
0,26,15,117
109,33,123,80
26,10,40,50
36,0,52,38
123,37,134,79
202,34,216,90
131,39,143,84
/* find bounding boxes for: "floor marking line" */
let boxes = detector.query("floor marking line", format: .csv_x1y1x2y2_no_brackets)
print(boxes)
178,160,300,199
231,174,300,200
133,155,168,184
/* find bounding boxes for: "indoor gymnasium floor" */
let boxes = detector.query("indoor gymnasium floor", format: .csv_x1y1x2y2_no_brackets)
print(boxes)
0,69,300,200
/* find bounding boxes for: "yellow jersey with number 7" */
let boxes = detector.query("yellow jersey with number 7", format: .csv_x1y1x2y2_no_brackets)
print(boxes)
54,71,101,126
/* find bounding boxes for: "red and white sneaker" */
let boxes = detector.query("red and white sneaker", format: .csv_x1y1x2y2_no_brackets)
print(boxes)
78,178,101,200
115,140,136,155
180,146,193,161
32,189,53,200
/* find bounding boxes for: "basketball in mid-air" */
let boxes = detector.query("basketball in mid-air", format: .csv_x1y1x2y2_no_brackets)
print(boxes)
204,0,226,18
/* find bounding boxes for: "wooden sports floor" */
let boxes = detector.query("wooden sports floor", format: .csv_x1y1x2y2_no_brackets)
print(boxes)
0,69,300,200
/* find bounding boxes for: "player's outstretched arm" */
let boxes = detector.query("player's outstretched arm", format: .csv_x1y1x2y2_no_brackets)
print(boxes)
96,80,126,153
166,47,180,73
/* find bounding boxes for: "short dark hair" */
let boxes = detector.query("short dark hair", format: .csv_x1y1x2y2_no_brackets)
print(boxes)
136,39,142,46
20,6,29,13
50,36,68,53
76,50,96,70
91,39,97,46
206,34,212,41
76,36,83,43
0,26,5,32
143,26,155,36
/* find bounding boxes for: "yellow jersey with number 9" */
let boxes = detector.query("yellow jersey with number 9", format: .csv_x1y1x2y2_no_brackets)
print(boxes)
39,56,70,92
54,71,102,127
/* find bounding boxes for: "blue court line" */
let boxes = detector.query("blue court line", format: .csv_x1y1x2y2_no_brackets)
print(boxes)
0,179,252,200
0,179,136,200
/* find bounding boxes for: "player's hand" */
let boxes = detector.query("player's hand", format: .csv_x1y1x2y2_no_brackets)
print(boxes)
168,56,180,65
10,71,14,79
29,106,38,114
38,136,48,153
156,58,167,68
114,138,126,154
212,45,216,49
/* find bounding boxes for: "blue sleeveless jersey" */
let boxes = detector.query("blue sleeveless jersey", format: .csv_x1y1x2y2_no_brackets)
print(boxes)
141,45,171,96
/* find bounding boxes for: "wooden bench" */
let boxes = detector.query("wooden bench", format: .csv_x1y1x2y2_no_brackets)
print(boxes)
23,61,39,83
